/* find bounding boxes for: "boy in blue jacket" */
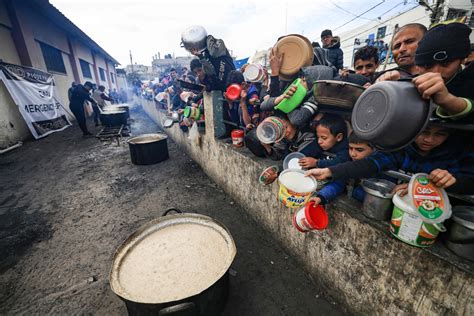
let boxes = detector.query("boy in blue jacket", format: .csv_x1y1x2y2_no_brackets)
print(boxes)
298,114,350,169
310,134,375,206
307,125,474,195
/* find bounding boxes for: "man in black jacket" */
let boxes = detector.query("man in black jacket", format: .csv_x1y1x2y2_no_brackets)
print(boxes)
321,29,343,71
69,81,97,136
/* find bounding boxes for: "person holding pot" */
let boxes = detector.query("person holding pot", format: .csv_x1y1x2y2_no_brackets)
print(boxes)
69,81,98,137
412,22,473,122
183,26,235,91
305,124,474,195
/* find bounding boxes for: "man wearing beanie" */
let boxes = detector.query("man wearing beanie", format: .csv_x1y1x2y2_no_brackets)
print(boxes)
412,22,473,121
321,29,344,71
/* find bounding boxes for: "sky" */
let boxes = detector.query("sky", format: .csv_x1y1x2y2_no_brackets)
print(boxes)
49,0,419,67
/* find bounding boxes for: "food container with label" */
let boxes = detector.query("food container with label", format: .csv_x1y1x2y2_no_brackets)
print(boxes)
389,173,451,247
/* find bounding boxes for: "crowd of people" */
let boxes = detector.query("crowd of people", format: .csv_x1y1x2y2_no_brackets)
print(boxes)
171,22,473,210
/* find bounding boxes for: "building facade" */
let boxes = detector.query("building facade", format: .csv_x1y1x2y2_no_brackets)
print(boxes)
339,1,473,69
0,0,120,147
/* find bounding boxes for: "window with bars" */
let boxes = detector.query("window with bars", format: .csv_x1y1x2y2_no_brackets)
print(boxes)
39,42,66,74
79,59,92,78
110,72,115,83
99,67,106,81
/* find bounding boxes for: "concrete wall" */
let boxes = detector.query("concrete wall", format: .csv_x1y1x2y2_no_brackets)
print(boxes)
138,95,473,315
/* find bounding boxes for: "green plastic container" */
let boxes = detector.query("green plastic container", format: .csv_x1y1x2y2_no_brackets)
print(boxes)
274,78,307,113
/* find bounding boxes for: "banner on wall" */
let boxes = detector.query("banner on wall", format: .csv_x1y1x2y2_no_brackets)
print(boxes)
0,61,71,139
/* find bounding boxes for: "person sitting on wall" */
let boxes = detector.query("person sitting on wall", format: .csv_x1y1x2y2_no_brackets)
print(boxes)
69,81,97,137
186,27,235,91
305,124,474,195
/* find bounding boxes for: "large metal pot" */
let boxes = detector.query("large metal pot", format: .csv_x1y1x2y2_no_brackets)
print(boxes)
313,80,365,110
351,80,433,151
109,209,236,315
104,105,130,119
181,25,208,53
361,178,396,220
100,110,128,127
127,133,169,165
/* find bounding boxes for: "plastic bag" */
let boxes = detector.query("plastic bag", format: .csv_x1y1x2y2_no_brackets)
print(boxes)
84,102,93,117
188,122,200,146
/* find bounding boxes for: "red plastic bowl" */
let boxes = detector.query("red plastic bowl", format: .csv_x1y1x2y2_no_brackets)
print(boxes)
226,84,242,101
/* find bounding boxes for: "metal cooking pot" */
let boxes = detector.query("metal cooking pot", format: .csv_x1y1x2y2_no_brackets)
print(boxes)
313,80,365,110
127,133,169,165
361,178,396,221
351,80,433,152
447,206,474,242
110,209,236,315
104,105,130,119
181,25,208,53
100,110,128,127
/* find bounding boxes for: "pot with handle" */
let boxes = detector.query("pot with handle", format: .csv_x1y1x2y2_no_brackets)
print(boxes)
181,25,208,53
351,79,434,151
313,80,365,110
110,208,236,316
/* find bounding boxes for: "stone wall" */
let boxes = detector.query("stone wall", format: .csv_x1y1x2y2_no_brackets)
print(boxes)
138,94,473,315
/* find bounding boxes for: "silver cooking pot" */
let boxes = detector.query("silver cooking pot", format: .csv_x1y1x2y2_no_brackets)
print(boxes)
351,80,433,152
361,178,396,221
181,25,208,53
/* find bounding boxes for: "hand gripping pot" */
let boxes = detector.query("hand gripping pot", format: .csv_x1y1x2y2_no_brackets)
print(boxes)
181,25,208,53
274,78,307,114
351,80,433,151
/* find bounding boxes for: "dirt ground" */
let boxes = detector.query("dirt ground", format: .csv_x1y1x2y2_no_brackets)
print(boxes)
0,108,344,315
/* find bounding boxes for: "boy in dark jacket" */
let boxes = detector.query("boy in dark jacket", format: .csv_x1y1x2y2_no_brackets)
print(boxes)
306,125,474,195
298,114,350,169
261,116,316,161
311,134,375,206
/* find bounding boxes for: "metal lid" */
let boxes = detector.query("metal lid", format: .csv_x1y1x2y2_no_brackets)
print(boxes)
361,178,395,198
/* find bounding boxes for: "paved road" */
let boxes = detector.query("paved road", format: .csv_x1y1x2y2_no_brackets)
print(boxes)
0,108,344,315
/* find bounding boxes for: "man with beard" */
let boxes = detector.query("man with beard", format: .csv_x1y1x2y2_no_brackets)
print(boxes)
376,23,427,81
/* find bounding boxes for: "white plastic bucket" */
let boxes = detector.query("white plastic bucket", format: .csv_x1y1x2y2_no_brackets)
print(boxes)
278,169,317,208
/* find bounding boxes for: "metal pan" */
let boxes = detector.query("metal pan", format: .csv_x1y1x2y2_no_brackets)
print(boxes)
110,209,236,315
313,80,365,110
